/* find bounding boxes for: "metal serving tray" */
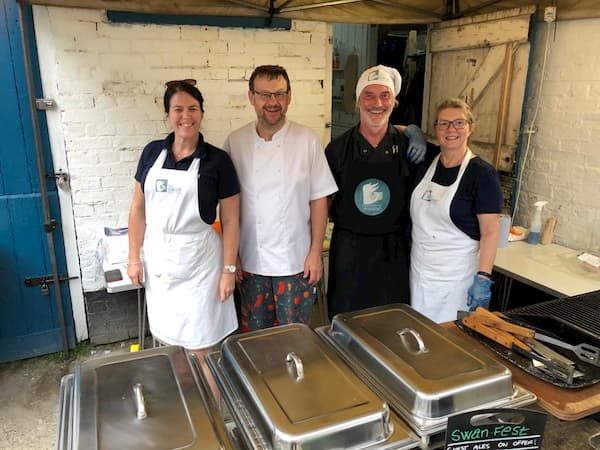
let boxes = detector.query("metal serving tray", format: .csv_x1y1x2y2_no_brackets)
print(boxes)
56,346,234,450
206,352,419,450
316,304,536,447
217,323,417,450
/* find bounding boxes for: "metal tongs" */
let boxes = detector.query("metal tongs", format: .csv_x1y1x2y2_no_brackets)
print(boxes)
460,307,584,385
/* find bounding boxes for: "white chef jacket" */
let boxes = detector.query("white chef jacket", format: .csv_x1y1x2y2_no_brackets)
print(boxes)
224,120,338,276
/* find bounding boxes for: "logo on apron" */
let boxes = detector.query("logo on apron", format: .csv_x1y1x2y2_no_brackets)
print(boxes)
354,178,391,216
156,179,168,192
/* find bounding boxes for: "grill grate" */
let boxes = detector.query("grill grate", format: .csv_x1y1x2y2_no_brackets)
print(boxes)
508,290,600,336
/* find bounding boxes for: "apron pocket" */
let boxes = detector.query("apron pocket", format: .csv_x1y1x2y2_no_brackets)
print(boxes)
164,235,209,281
146,232,215,282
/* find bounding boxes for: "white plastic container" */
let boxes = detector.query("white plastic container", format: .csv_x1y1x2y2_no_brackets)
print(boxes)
498,214,511,248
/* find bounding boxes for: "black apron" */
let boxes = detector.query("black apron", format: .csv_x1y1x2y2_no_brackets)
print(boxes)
327,127,411,319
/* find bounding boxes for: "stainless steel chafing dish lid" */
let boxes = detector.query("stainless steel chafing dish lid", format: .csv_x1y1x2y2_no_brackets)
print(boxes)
71,346,233,450
221,323,393,450
328,304,514,419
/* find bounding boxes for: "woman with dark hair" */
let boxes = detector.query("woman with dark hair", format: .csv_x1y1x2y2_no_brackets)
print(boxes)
127,79,240,356
410,98,502,322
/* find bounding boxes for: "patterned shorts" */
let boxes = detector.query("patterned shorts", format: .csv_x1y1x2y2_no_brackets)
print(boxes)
238,272,316,332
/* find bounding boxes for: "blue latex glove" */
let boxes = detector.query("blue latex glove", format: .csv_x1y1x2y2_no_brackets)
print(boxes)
467,274,494,312
403,124,426,164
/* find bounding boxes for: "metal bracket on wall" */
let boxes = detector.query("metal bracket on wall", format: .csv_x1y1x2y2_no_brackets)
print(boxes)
35,98,55,110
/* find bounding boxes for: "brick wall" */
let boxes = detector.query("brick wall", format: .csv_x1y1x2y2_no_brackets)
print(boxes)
516,18,600,252
84,289,142,345
36,7,333,292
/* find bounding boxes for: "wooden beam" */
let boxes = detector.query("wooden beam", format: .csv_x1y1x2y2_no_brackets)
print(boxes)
430,13,530,52
493,42,515,168
458,45,505,108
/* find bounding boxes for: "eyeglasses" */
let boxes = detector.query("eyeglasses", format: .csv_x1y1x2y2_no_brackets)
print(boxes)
165,79,197,88
434,119,471,130
252,90,289,101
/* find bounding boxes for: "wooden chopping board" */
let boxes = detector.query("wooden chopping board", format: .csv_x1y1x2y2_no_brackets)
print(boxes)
444,322,600,421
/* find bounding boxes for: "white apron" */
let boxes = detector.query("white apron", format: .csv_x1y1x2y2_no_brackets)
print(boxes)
143,149,237,349
410,149,479,323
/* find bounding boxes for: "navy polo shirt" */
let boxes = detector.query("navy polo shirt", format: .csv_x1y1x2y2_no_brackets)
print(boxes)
134,132,240,224
414,144,503,240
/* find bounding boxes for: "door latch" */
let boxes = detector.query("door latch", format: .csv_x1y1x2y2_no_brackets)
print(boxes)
46,170,70,190
24,274,79,296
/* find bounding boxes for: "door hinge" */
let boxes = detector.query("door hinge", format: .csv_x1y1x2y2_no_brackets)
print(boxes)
45,219,57,232
24,274,79,296
35,98,56,110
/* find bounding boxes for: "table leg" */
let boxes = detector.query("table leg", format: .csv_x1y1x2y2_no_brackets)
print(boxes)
499,275,513,311
137,288,141,347
137,288,146,350
141,290,146,350
316,280,329,326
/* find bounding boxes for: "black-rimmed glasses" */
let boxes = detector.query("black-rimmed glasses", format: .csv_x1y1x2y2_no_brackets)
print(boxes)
434,119,471,130
252,90,289,101
165,79,197,88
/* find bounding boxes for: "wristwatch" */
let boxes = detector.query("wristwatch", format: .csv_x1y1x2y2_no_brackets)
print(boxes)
223,264,236,274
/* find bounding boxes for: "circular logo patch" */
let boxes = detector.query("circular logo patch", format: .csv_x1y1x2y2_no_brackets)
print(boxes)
354,178,390,216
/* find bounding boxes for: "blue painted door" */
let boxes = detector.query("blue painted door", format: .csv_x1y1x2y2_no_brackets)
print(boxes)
0,0,74,362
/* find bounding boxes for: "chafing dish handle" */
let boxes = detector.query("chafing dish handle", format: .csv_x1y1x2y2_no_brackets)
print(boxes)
397,328,429,354
133,383,147,419
286,352,304,381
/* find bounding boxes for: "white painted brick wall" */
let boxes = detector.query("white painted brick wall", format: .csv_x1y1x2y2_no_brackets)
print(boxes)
516,18,600,253
36,7,333,291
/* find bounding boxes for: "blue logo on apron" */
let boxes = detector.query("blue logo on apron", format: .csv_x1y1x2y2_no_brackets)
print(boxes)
354,178,391,216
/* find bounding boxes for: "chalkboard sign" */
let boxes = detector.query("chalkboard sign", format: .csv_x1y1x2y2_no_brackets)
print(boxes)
445,408,547,450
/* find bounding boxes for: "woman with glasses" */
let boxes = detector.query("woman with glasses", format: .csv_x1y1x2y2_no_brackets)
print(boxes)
127,79,240,356
410,98,502,322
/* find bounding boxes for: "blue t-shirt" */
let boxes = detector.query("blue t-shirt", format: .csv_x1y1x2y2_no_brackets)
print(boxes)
134,132,240,224
414,145,503,240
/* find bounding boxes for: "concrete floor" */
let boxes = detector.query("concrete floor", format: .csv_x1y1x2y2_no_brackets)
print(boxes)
0,340,134,450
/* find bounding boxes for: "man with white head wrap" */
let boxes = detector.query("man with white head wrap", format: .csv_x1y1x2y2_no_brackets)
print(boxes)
325,64,426,318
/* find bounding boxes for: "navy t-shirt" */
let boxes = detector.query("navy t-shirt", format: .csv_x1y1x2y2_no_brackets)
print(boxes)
134,132,240,224
414,145,503,240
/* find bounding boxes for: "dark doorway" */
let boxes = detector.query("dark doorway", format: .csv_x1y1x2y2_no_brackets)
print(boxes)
376,26,427,127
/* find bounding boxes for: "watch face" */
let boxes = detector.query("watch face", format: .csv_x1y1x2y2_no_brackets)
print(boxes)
224,265,236,273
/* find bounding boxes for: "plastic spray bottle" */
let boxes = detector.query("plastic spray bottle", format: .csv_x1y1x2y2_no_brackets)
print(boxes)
527,201,548,244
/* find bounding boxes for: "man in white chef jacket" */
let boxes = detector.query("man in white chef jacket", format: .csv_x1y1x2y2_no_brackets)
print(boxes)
223,65,338,332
